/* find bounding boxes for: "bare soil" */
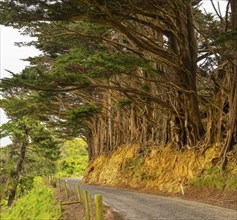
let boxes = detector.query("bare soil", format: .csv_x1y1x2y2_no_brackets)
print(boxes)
175,186,237,210
54,188,125,220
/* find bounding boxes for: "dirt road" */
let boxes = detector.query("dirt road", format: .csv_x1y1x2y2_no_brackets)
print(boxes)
62,178,237,220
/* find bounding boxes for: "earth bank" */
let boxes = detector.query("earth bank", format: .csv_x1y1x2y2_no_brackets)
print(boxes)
83,144,237,209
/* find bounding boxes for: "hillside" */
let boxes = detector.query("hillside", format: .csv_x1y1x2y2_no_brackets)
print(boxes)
83,144,237,208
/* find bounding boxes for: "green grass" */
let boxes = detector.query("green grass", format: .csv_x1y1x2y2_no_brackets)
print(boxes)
189,166,237,190
122,158,144,173
0,186,60,220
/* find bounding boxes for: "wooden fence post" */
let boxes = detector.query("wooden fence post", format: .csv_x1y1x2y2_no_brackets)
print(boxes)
58,178,61,192
90,194,94,218
84,191,90,220
64,180,69,198
95,194,104,220
77,184,82,203
60,201,63,212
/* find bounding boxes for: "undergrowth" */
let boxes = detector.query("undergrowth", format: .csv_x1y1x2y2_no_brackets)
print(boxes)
189,165,237,190
83,144,237,193
0,178,60,220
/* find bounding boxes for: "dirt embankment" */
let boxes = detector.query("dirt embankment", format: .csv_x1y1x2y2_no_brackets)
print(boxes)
83,144,237,209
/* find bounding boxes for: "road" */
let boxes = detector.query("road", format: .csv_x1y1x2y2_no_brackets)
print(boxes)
61,178,237,220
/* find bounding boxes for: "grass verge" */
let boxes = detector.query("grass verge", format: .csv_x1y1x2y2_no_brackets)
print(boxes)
189,165,237,190
0,185,60,220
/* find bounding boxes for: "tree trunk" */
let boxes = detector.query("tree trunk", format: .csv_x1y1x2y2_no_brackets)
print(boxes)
183,2,204,145
184,92,204,146
7,141,27,207
86,129,94,160
220,0,237,169
168,1,204,148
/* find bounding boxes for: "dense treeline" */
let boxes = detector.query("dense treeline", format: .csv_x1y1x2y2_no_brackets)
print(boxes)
0,0,236,200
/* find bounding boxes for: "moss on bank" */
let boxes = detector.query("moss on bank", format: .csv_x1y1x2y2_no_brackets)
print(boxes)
83,144,237,192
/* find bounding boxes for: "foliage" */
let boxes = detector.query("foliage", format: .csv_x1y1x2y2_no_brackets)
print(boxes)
33,176,44,188
68,105,101,121
212,31,237,46
0,117,60,172
56,138,88,177
67,105,101,135
0,116,60,206
122,157,144,175
0,0,236,195
117,99,132,108
189,166,237,190
0,184,60,220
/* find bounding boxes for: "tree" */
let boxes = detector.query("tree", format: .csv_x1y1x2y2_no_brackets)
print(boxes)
219,0,237,169
0,117,60,206
0,0,236,169
0,91,60,206
56,138,88,177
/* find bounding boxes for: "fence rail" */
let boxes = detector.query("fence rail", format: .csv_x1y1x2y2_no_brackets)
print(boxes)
58,178,104,220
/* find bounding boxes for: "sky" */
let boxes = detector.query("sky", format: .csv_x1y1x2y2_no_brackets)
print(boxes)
0,27,40,146
0,1,228,147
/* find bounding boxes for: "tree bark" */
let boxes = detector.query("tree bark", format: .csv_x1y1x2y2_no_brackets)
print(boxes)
220,0,237,169
7,141,27,207
169,1,204,147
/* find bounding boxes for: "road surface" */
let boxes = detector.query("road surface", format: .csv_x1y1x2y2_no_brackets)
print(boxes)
61,178,237,220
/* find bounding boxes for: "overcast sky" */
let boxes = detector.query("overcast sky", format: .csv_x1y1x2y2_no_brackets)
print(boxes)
0,27,40,146
0,1,228,146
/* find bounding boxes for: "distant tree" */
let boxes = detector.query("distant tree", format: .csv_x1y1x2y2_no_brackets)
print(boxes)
56,138,88,177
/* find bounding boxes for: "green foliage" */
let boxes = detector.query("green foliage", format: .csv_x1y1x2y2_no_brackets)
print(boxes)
225,176,237,189
212,31,237,46
49,48,154,82
68,105,101,131
34,21,106,56
33,176,43,188
50,48,91,85
0,116,60,206
0,186,60,220
69,105,101,120
82,52,152,75
122,158,144,174
56,138,88,177
140,171,155,181
189,175,225,190
189,166,237,190
205,166,220,175
117,99,132,108
0,117,60,172
141,84,150,92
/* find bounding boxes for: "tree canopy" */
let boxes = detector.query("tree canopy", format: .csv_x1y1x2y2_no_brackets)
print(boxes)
0,0,236,190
